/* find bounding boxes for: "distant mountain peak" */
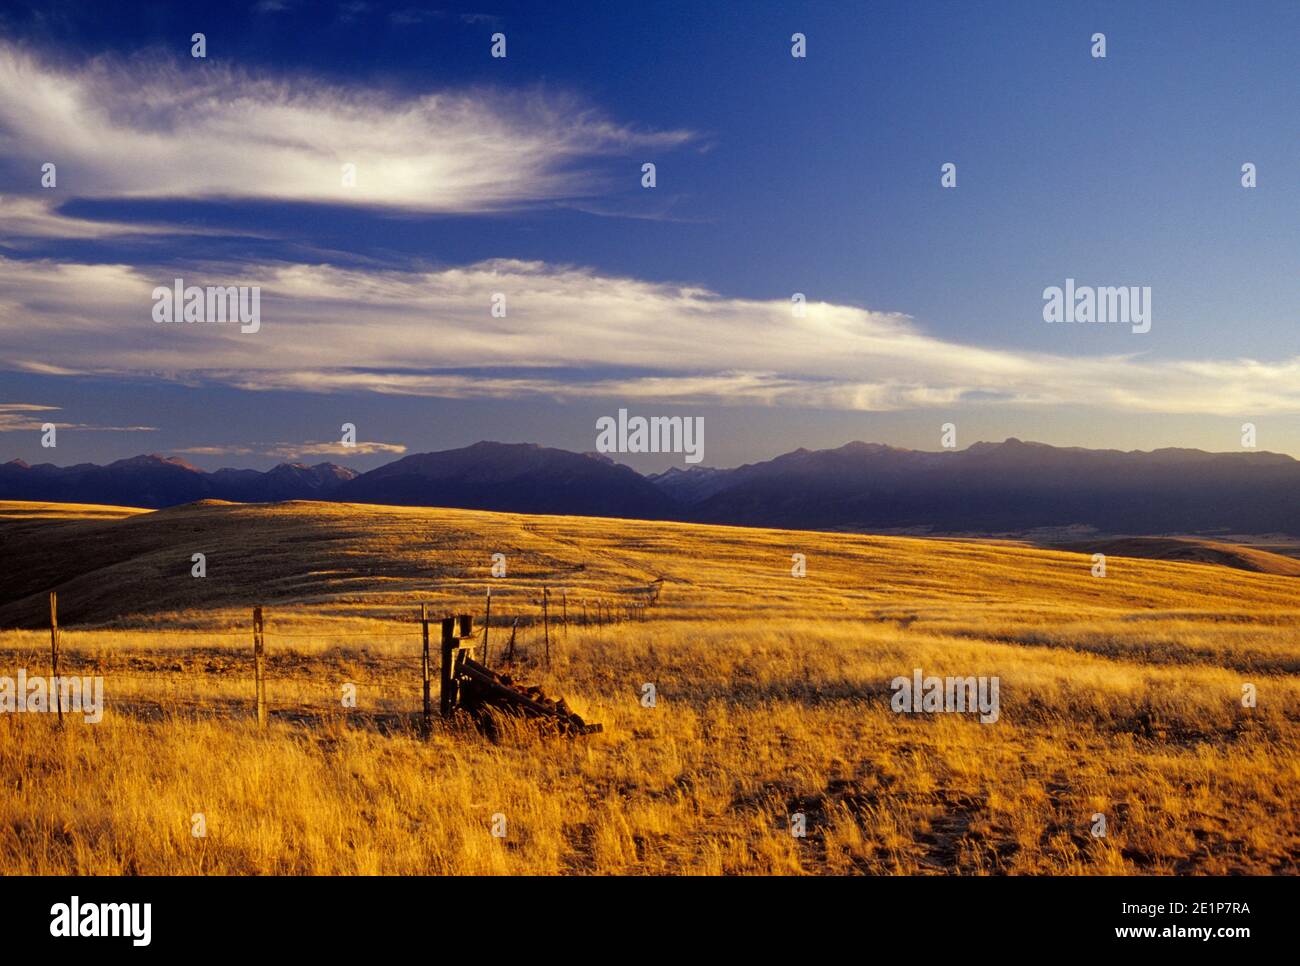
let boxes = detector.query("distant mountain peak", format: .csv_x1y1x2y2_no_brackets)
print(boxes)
839,440,909,452
109,453,203,472
334,440,674,518
968,437,1037,451
649,465,713,479
467,440,540,451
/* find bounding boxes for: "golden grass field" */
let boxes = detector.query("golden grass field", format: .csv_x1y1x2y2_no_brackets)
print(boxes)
1,498,1298,875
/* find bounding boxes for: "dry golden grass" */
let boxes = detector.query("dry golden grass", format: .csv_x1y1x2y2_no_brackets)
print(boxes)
1,499,1297,874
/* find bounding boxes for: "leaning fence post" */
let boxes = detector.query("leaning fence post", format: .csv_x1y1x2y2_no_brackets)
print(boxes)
421,604,431,734
49,592,63,727
440,616,457,718
253,605,266,730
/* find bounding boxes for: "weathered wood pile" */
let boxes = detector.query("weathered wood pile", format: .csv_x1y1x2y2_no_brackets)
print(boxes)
455,656,602,736
426,610,600,737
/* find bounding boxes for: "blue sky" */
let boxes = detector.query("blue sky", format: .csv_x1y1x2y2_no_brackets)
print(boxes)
1,0,1298,471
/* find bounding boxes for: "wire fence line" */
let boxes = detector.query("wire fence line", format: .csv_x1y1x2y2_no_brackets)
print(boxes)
3,587,664,728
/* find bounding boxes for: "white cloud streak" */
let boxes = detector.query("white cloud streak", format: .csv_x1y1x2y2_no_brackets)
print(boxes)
2,255,1299,417
0,402,156,433
0,42,692,213
175,440,405,458
0,196,269,243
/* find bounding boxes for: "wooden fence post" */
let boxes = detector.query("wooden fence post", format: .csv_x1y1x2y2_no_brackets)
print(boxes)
542,588,551,668
561,589,568,637
253,606,266,730
421,604,431,734
482,588,492,668
440,616,457,718
49,592,63,727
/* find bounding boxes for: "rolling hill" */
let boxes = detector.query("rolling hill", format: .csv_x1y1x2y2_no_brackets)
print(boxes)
2,497,1297,629
2,498,1298,876
1053,536,1300,577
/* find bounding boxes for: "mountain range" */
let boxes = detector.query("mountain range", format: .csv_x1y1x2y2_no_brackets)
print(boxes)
4,438,1299,536
0,455,357,508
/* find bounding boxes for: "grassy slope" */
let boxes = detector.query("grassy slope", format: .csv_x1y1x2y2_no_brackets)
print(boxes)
4,499,1299,626
1055,536,1300,577
0,499,1297,874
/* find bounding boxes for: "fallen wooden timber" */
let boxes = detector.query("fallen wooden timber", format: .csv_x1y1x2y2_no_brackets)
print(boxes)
456,654,602,736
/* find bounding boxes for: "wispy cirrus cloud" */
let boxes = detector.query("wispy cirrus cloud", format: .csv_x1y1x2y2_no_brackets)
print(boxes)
0,41,693,215
0,402,156,433
0,195,272,244
175,440,406,458
2,255,1300,418
0,197,152,240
